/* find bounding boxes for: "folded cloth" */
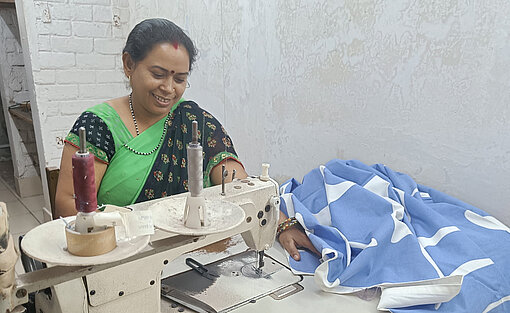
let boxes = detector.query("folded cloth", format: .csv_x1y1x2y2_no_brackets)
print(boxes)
279,159,510,312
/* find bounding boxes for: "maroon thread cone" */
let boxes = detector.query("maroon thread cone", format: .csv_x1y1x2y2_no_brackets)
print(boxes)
72,127,97,213
72,153,97,213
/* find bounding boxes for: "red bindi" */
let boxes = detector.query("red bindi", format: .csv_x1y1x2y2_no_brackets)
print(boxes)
172,41,179,49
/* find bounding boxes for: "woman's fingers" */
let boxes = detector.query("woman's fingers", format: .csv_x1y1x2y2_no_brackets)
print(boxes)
296,234,321,257
278,228,302,260
278,227,321,261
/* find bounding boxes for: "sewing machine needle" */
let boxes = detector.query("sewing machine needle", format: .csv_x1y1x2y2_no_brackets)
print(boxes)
256,250,265,272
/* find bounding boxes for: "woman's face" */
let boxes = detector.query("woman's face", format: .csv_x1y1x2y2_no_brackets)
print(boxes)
124,42,190,119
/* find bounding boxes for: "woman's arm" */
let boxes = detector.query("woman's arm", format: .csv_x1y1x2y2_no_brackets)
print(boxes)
55,143,108,217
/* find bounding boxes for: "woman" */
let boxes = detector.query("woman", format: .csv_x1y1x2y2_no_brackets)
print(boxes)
55,18,246,217
55,18,314,262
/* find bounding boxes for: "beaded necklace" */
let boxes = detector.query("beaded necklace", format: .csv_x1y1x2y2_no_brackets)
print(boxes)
128,93,140,136
123,93,171,156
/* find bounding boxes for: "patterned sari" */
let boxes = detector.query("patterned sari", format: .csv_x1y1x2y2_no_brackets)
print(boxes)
65,100,242,206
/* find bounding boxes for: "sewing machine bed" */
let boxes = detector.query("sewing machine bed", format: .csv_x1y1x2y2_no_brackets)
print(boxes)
159,235,381,313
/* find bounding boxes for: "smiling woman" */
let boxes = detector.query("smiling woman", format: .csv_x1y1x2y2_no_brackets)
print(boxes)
55,18,247,217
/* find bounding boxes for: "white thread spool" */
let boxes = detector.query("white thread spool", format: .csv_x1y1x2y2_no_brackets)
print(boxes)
260,163,270,181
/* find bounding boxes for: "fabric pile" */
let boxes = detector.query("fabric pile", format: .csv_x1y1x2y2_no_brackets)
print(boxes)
279,159,510,312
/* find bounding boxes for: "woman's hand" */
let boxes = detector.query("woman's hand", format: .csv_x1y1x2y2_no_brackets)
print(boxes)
278,223,320,261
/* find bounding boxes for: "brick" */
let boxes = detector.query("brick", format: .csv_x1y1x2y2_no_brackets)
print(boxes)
70,0,111,5
94,38,123,55
38,35,51,51
36,20,71,36
34,70,56,84
95,69,125,83
46,115,77,133
51,36,93,53
93,6,113,23
56,70,96,84
59,99,97,115
37,84,79,101
72,5,92,21
76,53,115,69
73,21,111,38
46,3,72,20
38,52,75,69
45,101,60,116
78,82,126,99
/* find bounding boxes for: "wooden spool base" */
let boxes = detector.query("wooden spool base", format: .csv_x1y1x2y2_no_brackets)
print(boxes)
65,226,116,257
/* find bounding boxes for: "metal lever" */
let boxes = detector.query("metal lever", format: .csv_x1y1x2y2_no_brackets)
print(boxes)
220,164,228,196
185,258,219,280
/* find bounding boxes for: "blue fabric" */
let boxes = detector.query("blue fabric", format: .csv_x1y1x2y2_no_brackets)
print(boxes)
280,159,510,312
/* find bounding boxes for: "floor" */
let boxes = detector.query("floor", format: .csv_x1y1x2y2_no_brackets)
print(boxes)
0,160,44,275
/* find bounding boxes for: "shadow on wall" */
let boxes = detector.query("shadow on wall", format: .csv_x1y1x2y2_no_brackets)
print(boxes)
0,92,11,161
8,101,39,176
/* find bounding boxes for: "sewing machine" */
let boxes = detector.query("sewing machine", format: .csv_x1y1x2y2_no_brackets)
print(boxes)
2,168,282,313
0,125,381,313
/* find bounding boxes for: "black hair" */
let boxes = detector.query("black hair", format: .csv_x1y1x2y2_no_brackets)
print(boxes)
122,18,197,71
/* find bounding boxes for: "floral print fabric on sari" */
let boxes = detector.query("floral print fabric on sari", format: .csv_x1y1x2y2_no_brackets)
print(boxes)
135,100,241,203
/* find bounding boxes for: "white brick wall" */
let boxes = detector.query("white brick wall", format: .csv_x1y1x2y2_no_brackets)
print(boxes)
76,53,116,69
33,70,56,85
93,6,113,23
59,99,98,116
37,35,52,51
37,85,79,101
38,52,75,68
51,36,93,53
36,19,71,36
56,70,96,84
94,38,124,54
72,5,93,21
17,0,132,170
73,21,111,37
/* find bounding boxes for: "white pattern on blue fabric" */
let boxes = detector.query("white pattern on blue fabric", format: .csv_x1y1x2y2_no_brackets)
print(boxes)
417,226,460,248
280,159,510,312
449,258,494,276
464,210,510,233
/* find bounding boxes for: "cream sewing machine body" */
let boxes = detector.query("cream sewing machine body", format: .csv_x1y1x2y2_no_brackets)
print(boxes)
2,172,280,313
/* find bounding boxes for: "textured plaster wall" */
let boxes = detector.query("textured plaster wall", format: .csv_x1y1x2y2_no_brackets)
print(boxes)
18,1,509,224
140,0,510,224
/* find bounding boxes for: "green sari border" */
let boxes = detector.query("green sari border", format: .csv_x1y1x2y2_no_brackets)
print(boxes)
65,133,109,164
204,152,243,187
